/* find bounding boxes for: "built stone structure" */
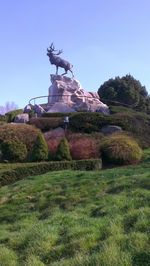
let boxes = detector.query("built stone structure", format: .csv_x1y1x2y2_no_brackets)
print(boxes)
46,75,109,114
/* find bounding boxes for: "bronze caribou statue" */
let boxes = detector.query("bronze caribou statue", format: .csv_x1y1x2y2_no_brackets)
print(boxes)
47,43,74,78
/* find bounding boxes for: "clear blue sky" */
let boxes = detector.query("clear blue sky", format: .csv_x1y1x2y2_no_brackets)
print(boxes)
0,0,150,108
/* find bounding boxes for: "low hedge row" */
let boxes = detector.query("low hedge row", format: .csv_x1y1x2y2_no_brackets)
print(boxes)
42,112,73,117
28,117,63,131
0,159,102,186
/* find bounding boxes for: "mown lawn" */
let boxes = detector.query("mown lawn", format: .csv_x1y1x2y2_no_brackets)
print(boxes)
0,159,150,265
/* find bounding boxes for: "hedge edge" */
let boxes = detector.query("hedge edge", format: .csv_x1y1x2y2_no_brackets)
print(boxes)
0,159,102,186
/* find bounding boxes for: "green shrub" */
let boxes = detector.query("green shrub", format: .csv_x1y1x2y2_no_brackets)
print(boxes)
28,117,63,131
69,112,111,132
0,114,6,122
109,105,138,114
101,134,143,165
55,137,72,161
0,124,40,152
1,139,27,162
69,112,150,148
5,109,23,122
30,133,49,162
42,112,72,117
0,159,102,186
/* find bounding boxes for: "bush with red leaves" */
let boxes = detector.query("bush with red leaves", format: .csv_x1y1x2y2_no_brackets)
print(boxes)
47,138,61,160
69,137,100,160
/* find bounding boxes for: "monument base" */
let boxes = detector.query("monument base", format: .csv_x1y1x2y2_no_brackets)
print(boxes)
47,75,109,114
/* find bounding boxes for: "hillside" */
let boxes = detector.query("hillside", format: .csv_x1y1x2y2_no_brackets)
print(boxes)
0,156,150,266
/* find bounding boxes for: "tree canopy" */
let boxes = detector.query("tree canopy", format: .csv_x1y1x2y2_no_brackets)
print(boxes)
98,74,150,113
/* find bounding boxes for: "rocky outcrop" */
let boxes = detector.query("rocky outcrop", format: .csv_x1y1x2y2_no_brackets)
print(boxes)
44,127,65,140
101,125,122,134
47,75,109,114
14,113,29,123
24,104,32,113
34,104,46,115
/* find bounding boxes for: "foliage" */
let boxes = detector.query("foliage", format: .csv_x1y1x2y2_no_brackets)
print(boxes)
1,139,27,162
30,133,49,162
0,123,40,152
28,117,63,131
98,74,150,113
42,112,72,117
69,136,100,160
55,137,72,161
47,138,61,160
0,159,149,265
0,114,6,122
101,134,143,165
5,108,23,122
109,105,138,114
69,112,150,148
69,112,110,132
0,246,18,266
0,159,102,186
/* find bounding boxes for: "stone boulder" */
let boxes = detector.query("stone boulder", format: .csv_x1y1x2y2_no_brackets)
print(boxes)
14,113,29,123
24,104,32,113
101,125,122,134
47,102,75,113
34,104,46,115
44,127,65,140
47,75,109,114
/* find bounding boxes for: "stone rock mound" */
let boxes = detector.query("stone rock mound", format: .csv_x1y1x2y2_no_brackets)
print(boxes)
47,75,109,114
14,114,29,123
101,125,122,134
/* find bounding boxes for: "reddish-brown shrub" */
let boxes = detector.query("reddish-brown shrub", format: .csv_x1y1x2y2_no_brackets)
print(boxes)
69,137,100,160
47,138,61,158
0,124,40,152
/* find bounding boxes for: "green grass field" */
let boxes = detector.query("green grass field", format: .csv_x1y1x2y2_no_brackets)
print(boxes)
0,156,150,265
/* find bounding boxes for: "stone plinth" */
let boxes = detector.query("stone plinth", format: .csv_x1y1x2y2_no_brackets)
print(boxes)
47,75,109,114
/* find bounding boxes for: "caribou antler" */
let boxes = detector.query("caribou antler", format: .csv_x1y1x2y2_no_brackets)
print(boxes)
56,49,63,55
47,42,57,53
50,42,55,50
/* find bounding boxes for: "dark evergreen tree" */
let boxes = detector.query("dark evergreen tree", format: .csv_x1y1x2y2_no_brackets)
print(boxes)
55,137,72,161
98,74,149,111
30,133,48,162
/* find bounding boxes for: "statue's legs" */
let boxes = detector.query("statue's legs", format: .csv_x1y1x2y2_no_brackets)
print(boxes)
56,66,58,75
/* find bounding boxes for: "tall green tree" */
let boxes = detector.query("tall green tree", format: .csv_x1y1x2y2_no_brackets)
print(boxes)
55,137,72,161
30,133,48,162
98,74,149,111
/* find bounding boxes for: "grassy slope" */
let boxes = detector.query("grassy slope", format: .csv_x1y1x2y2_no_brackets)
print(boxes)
0,160,150,265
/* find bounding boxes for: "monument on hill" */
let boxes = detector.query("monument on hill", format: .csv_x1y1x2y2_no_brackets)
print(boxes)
46,43,109,114
26,43,109,115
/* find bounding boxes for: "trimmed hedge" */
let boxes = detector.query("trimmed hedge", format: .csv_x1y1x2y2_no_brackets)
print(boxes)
42,112,73,117
28,117,63,131
0,159,102,186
